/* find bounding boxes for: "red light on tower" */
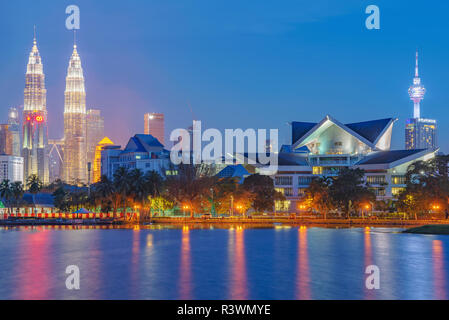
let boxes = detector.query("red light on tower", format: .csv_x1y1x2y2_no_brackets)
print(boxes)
36,116,44,122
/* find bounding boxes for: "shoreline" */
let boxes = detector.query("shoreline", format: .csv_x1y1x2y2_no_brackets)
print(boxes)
2,217,449,229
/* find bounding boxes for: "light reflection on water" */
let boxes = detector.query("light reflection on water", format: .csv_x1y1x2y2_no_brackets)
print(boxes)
0,225,448,300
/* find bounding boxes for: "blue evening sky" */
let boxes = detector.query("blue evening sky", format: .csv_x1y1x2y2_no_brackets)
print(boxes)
0,0,448,151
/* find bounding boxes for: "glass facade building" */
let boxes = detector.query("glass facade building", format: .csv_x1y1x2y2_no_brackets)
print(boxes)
86,109,105,182
63,44,87,184
144,113,165,146
22,36,49,184
405,118,437,150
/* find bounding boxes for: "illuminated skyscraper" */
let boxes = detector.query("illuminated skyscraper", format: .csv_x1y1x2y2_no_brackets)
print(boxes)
144,113,165,146
86,109,104,182
0,125,12,155
405,118,437,150
8,107,21,157
93,136,114,183
22,33,49,184
405,51,437,150
63,42,87,184
48,139,64,183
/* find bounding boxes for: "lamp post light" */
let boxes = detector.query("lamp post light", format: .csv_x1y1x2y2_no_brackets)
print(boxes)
183,205,190,221
362,204,371,219
236,205,243,218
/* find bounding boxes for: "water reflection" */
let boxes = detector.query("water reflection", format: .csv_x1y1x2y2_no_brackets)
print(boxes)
179,226,192,299
296,226,311,300
433,240,446,300
15,230,51,300
130,226,140,298
363,227,375,299
1,226,449,300
229,226,248,300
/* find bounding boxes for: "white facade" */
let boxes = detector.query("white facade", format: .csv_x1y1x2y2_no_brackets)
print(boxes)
254,115,438,212
0,155,24,184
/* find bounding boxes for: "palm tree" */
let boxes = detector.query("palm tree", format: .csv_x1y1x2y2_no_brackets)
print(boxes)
95,175,115,216
0,180,12,216
129,169,146,221
113,167,132,218
144,171,163,218
26,174,43,215
10,182,24,215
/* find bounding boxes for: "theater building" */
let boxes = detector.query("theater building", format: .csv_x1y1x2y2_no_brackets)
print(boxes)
264,115,437,212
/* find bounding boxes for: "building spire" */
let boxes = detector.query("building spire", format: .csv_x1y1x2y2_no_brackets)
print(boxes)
415,50,419,78
409,50,426,119
33,25,36,44
73,29,77,49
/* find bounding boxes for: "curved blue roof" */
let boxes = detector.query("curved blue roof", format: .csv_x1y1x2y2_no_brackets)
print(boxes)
356,149,426,165
292,122,316,145
292,117,394,145
346,118,393,143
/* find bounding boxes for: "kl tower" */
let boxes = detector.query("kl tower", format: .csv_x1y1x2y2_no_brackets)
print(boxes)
405,51,437,150
408,51,426,119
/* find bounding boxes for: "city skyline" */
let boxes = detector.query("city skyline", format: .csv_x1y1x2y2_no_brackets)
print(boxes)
1,1,449,153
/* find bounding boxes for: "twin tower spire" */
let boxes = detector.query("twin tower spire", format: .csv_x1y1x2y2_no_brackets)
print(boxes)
23,29,87,185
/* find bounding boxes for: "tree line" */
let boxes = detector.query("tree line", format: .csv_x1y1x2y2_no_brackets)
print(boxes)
47,164,284,219
304,155,449,219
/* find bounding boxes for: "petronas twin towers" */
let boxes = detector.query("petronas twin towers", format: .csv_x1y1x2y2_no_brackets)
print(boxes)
63,44,87,184
23,33,88,185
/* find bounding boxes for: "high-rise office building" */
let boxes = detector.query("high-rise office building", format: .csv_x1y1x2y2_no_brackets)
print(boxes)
22,34,49,183
0,125,12,155
93,136,114,183
8,107,21,157
405,118,437,150
63,42,87,184
144,113,165,146
87,109,104,182
48,139,64,183
0,155,24,184
405,51,437,150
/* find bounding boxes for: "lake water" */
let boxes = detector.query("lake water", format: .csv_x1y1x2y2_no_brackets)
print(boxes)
0,225,447,300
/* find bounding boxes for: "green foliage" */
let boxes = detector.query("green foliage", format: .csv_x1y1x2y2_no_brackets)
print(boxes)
242,174,282,213
397,155,449,219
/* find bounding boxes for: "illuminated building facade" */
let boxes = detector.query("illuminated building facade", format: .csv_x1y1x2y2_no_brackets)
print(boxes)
48,139,64,182
405,118,437,150
93,136,114,183
405,51,437,150
144,113,165,146
8,107,21,157
101,134,170,180
0,125,12,155
22,35,49,184
63,43,87,184
408,51,426,119
86,109,104,182
0,155,24,184
239,115,438,212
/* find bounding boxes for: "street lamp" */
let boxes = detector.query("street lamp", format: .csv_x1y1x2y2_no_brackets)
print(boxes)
236,204,243,217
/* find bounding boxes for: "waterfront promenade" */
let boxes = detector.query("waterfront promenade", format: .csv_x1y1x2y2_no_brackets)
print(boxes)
2,214,449,228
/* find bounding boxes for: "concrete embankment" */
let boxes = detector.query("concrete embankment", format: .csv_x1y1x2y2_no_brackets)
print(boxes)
150,217,449,228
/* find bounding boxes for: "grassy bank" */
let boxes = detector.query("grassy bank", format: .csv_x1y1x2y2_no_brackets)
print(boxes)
404,225,449,235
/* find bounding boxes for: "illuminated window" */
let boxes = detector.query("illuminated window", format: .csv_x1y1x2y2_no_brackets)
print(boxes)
313,167,323,175
392,176,406,185
370,188,386,196
275,200,291,212
275,176,292,186
275,188,284,195
392,187,405,196
366,176,386,184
